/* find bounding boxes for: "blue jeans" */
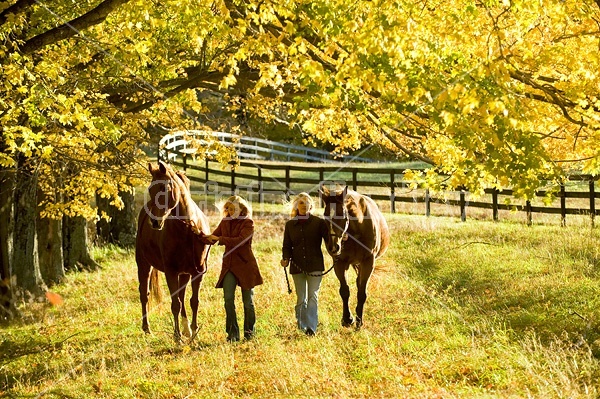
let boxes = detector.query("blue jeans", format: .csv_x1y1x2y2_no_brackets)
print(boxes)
222,272,255,341
291,273,322,333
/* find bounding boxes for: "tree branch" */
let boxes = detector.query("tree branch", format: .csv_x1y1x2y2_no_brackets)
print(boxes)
509,70,594,126
20,0,132,55
365,112,433,164
0,0,36,26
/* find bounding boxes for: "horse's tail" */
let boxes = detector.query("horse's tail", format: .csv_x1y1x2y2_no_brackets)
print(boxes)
149,268,162,307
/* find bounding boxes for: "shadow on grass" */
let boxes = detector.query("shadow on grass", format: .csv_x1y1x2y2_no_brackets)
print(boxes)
407,254,594,346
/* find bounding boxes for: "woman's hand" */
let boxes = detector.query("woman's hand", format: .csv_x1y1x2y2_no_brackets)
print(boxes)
280,259,290,267
207,235,220,244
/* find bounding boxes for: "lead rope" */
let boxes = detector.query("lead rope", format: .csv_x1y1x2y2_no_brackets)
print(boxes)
303,264,336,277
284,264,292,294
288,258,337,278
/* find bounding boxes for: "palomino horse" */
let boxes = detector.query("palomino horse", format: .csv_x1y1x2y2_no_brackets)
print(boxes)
320,186,390,329
136,161,210,342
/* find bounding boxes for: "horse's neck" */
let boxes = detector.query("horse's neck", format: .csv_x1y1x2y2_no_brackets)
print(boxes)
177,194,199,220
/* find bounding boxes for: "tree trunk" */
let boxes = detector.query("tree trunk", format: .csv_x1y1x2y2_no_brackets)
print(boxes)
37,176,66,286
12,161,46,296
0,168,15,321
62,215,99,271
0,169,14,281
37,215,65,286
96,189,137,247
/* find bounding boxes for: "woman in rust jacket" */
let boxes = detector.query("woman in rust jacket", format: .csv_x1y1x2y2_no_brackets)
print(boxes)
207,195,263,342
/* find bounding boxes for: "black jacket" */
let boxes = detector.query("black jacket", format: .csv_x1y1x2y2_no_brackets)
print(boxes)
282,214,329,274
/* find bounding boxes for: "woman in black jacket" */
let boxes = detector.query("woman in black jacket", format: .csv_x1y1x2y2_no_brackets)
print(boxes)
281,193,329,335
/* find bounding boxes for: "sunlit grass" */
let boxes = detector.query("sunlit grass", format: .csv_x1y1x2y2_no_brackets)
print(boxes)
2,209,600,397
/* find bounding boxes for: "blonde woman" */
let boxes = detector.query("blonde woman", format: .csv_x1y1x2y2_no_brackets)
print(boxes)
207,195,263,342
281,193,328,336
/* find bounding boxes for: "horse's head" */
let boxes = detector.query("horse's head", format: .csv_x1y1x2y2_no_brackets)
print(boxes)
145,161,182,230
320,185,349,257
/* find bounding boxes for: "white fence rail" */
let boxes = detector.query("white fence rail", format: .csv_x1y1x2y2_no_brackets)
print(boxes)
159,130,375,163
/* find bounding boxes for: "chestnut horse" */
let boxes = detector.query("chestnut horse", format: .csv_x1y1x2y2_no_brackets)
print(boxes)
320,186,390,329
136,161,210,342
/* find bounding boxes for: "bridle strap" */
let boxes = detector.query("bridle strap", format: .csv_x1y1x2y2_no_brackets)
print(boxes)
327,205,350,241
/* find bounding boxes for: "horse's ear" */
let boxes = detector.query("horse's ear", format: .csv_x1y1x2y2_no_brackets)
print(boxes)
342,186,348,197
320,185,330,198
158,160,168,174
148,162,155,173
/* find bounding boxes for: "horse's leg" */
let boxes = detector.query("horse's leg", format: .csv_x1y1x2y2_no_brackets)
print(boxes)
164,272,183,342
178,274,192,339
355,256,375,330
334,260,354,327
189,273,203,337
137,260,152,334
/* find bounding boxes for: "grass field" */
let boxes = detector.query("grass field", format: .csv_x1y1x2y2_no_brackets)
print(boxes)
2,207,600,398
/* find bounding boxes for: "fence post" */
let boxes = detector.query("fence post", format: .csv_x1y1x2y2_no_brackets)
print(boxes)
258,166,263,204
285,165,291,201
390,172,395,214
526,200,532,226
590,178,596,228
560,183,566,227
352,168,358,191
460,188,466,222
182,154,187,172
425,188,430,217
492,189,499,221
205,158,209,182
319,168,324,207
230,161,236,195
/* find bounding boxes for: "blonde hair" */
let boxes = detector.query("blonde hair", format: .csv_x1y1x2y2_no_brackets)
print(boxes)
290,192,314,218
219,195,252,218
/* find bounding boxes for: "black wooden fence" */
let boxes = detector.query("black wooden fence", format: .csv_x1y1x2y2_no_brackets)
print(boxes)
166,155,599,227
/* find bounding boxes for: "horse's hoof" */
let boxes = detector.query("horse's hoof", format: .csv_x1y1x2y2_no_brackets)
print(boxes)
355,318,363,330
142,326,151,334
341,317,354,327
188,329,199,342
181,317,192,338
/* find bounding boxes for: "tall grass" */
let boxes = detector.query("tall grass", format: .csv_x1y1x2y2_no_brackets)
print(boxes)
2,209,600,398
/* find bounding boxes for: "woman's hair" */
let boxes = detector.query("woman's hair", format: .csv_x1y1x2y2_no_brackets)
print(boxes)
219,195,252,218
290,192,314,218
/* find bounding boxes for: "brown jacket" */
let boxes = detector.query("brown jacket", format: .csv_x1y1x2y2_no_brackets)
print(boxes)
213,217,263,290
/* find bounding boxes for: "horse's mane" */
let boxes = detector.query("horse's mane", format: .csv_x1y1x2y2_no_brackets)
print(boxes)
344,190,367,223
162,165,190,198
345,189,387,259
175,171,191,190
163,165,198,216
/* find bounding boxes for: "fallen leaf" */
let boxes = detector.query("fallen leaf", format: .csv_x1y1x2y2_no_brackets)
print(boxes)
45,291,64,306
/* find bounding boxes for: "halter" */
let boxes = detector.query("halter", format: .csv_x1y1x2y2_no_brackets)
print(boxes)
325,202,350,247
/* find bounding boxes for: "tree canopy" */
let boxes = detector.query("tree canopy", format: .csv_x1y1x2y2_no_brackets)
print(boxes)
1,0,600,217
216,0,600,197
